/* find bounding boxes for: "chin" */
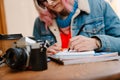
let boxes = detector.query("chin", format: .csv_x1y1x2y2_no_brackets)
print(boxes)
56,8,64,13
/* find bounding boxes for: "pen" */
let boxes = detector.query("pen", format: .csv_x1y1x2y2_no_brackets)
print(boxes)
68,48,70,52
68,24,85,52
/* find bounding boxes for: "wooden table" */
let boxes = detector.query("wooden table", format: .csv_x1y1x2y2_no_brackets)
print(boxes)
1,60,120,80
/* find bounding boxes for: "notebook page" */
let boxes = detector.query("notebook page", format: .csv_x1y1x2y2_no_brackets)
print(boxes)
55,49,95,56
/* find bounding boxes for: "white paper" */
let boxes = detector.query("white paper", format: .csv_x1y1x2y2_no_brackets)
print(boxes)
56,49,95,56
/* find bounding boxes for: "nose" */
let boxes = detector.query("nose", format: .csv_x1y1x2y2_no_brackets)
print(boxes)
47,0,54,5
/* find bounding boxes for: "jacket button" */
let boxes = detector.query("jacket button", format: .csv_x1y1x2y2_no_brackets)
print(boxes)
93,29,96,33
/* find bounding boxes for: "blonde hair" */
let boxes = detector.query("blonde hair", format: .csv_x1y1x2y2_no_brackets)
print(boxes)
33,0,74,28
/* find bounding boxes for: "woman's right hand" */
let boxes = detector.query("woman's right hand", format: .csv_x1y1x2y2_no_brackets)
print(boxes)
47,43,62,56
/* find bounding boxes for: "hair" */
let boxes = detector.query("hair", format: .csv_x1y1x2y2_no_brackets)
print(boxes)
33,0,74,28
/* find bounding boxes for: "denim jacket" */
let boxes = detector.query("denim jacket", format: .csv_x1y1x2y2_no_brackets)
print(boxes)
33,0,120,53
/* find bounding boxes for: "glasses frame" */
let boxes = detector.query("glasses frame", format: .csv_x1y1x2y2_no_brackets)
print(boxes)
37,0,47,8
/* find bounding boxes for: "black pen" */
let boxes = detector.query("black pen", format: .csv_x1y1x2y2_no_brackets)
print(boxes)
68,24,85,52
68,48,70,52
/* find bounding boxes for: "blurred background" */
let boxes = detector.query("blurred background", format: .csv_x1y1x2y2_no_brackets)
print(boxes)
0,0,37,37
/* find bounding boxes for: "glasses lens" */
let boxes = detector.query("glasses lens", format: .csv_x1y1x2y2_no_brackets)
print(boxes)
37,0,47,8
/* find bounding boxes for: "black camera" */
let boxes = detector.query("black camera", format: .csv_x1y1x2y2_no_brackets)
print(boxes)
4,37,49,71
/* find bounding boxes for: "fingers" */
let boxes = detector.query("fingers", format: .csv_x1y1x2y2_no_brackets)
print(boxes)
69,35,98,52
73,41,92,51
47,43,62,55
69,36,84,50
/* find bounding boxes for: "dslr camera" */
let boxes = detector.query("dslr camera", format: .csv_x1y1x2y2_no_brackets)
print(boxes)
4,37,49,71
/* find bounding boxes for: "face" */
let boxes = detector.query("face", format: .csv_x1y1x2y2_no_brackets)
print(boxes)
37,0,65,13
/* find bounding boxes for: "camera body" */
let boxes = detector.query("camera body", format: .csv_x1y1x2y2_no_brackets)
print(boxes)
5,37,49,71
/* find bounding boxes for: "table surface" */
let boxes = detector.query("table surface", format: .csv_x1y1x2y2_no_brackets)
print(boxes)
1,60,120,80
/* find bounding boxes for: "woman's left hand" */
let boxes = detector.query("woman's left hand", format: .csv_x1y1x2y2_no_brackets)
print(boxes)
69,35,99,52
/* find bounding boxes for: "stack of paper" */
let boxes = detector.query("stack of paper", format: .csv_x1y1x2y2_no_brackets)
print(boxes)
50,50,95,59
48,49,120,65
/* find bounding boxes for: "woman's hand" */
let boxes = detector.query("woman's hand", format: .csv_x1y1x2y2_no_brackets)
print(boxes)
47,43,62,55
69,35,100,52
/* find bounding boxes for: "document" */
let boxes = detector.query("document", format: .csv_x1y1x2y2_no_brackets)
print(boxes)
48,49,120,65
51,50,95,59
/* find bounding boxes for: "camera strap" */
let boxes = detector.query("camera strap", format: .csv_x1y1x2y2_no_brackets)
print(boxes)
0,55,5,66
24,46,31,68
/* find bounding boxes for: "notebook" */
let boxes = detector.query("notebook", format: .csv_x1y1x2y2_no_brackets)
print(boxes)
50,50,95,59
48,49,120,65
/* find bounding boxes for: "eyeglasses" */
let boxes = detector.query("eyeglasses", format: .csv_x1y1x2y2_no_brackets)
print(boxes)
37,0,57,8
37,0,47,8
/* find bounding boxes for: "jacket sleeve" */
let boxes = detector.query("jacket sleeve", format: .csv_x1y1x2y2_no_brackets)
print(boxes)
33,17,42,40
93,0,120,53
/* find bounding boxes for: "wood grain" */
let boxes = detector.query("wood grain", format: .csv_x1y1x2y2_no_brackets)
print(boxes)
0,61,120,80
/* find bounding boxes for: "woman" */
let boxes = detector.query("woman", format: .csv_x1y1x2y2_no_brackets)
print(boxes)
33,0,120,55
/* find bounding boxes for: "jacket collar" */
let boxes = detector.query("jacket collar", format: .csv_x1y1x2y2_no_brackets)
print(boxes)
77,0,90,14
48,0,91,46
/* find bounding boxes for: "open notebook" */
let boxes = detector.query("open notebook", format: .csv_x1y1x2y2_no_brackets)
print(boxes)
50,50,95,59
48,49,120,65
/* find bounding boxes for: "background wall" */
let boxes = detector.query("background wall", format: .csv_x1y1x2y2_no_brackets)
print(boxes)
110,0,120,18
4,0,38,37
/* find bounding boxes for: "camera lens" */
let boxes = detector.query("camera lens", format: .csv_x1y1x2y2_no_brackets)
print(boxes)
5,48,27,70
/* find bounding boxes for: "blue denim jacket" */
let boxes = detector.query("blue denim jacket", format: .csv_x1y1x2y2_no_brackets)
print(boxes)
33,0,120,53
